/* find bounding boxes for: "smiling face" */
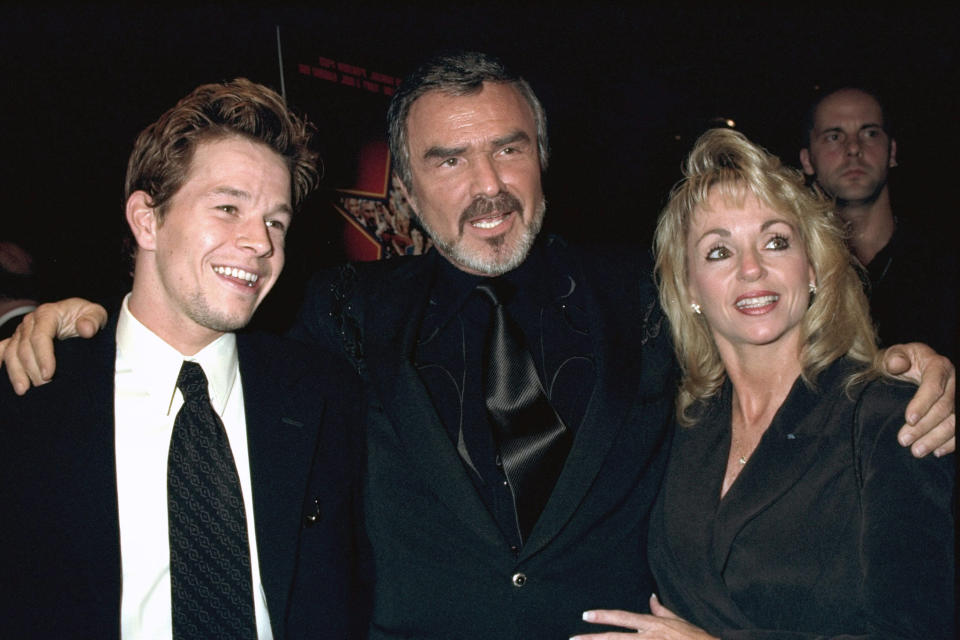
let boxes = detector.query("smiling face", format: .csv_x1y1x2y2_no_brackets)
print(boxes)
686,189,815,359
400,82,545,275
127,136,292,354
800,89,896,207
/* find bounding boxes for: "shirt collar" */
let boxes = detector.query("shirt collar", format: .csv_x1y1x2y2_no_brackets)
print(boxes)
422,239,567,345
429,253,487,317
425,238,553,319
0,303,36,327
115,294,239,416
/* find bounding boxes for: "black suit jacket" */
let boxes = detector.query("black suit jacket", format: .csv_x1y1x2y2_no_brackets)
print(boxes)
0,314,368,639
292,237,678,639
649,359,955,639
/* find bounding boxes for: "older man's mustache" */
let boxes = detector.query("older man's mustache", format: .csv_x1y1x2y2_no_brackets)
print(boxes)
458,192,523,229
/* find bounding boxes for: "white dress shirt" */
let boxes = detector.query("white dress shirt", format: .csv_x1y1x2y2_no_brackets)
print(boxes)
114,295,273,639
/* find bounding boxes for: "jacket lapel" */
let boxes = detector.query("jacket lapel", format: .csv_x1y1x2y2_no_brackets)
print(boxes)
521,246,660,556
362,253,504,548
710,376,837,573
239,335,325,632
83,325,124,637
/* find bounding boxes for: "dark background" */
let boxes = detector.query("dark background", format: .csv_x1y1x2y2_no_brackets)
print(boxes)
2,5,957,323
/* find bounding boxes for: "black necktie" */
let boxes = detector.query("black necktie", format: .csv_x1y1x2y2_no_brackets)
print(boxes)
167,361,257,640
477,280,572,542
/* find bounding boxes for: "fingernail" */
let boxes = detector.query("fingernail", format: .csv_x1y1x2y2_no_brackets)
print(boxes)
582,611,595,622
899,431,914,446
913,443,928,457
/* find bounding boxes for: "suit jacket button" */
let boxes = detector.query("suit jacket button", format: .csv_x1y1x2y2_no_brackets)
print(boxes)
511,572,527,587
303,498,321,526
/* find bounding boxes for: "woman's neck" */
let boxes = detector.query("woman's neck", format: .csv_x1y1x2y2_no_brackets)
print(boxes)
718,339,803,498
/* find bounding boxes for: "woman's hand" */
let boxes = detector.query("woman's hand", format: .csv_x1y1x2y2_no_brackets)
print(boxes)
571,595,719,640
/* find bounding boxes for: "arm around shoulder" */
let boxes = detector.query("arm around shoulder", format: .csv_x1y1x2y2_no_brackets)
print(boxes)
1,297,108,394
880,342,955,457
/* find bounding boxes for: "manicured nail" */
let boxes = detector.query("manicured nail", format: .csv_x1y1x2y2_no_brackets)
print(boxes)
582,611,596,622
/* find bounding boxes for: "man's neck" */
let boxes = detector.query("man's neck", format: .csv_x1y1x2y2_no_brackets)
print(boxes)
127,289,223,357
836,188,895,266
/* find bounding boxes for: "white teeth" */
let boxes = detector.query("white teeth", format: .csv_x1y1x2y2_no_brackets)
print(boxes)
214,266,259,286
736,295,778,309
472,215,505,229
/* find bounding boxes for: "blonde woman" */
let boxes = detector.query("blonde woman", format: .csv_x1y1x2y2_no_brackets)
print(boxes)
576,129,954,639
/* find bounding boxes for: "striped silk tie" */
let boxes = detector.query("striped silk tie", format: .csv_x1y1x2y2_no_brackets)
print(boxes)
476,280,572,542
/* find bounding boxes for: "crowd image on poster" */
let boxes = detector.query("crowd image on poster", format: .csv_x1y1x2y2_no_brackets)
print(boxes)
337,177,433,260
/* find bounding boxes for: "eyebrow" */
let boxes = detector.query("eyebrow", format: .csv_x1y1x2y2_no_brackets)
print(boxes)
210,186,250,199
820,122,884,135
695,227,730,244
761,218,793,231
208,186,293,216
423,144,468,161
694,218,793,244
421,130,532,161
492,130,531,148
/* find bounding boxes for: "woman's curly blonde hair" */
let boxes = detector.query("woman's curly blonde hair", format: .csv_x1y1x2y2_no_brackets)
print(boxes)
653,128,878,425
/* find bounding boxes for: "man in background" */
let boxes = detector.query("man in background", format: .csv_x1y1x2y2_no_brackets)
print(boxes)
800,86,957,361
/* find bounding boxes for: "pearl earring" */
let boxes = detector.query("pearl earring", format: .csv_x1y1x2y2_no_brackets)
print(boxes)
808,282,817,295
691,302,702,315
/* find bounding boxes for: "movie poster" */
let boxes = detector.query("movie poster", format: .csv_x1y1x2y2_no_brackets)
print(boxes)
283,39,432,263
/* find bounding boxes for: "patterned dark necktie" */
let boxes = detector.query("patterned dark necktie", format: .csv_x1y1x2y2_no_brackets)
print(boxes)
167,361,257,640
476,280,572,542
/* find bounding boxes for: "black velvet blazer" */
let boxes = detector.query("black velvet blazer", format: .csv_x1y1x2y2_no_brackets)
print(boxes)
649,358,955,639
293,237,679,639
